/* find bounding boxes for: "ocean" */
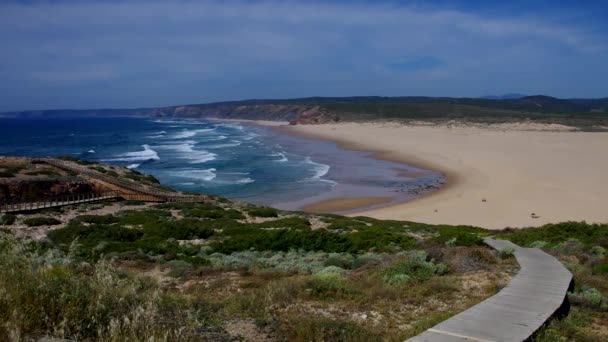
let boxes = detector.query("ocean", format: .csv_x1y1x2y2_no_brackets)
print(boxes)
0,117,443,211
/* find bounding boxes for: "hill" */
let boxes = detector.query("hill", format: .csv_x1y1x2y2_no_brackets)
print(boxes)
3,95,608,130
1,158,607,340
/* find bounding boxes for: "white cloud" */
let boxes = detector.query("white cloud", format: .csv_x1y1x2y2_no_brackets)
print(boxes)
0,1,605,111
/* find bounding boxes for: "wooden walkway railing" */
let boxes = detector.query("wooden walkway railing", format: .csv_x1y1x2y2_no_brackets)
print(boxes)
1,191,119,213
408,238,573,342
33,158,206,203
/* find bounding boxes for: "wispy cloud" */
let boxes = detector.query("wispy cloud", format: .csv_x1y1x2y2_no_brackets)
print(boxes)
0,0,606,111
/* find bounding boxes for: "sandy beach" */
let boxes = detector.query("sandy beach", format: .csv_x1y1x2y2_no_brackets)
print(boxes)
284,122,608,229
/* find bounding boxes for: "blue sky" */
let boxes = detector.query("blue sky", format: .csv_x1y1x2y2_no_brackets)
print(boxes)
1,0,607,111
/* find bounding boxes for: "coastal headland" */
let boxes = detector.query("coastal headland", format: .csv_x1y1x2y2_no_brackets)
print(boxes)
283,122,608,229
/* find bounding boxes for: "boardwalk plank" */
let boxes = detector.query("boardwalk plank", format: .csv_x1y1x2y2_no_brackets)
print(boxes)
408,237,572,342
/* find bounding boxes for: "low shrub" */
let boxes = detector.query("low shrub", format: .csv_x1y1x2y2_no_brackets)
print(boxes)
379,251,445,284
122,200,145,206
308,269,354,298
432,228,483,247
529,240,548,249
77,214,120,225
498,247,515,259
324,253,355,269
248,207,278,218
568,286,607,310
500,222,608,248
23,217,61,226
165,260,193,278
0,214,16,226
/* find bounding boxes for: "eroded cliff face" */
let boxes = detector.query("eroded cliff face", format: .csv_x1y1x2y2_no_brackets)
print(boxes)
150,104,339,124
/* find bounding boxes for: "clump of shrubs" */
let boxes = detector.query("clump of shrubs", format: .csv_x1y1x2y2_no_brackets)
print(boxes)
568,286,608,310
498,246,515,259
0,214,17,226
379,251,447,285
23,217,62,226
308,266,353,298
248,207,279,218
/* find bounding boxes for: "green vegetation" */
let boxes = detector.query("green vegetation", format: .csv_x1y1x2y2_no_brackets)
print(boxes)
23,169,59,177
0,214,16,226
23,216,61,226
3,167,607,341
0,232,221,341
0,165,25,178
57,156,95,165
248,207,279,217
499,221,608,248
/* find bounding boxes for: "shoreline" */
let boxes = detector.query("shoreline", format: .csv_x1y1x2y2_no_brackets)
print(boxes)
240,120,446,214
279,122,608,229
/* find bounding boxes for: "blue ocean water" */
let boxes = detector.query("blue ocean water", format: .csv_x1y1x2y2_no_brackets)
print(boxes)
0,117,443,210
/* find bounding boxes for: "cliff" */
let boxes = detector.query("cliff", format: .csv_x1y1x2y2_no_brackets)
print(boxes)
150,103,340,124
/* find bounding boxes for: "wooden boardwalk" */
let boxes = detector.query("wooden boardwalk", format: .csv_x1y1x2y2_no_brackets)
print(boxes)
1,192,119,214
408,238,572,342
33,158,207,203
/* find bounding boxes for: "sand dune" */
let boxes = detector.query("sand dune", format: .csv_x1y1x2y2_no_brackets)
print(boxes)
286,122,608,229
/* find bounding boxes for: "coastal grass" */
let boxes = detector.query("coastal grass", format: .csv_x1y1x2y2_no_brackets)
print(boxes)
2,197,523,340
0,232,221,341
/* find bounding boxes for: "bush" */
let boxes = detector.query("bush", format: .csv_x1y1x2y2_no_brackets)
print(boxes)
568,286,607,309
165,260,193,278
0,214,16,226
498,247,515,259
323,253,355,269
23,217,61,226
122,200,145,206
248,207,278,218
591,246,606,257
308,269,353,298
77,214,120,225
500,222,608,249
379,251,444,284
529,240,548,249
432,228,483,247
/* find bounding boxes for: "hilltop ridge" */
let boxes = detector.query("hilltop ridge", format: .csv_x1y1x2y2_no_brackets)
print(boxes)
3,95,608,129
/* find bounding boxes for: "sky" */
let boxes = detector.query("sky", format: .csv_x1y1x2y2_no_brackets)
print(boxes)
0,0,607,111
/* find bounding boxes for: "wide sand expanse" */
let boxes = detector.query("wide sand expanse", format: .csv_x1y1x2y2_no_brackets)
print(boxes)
285,122,608,230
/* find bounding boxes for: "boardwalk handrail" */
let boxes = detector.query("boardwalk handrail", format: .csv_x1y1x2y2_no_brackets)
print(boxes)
408,237,573,342
0,191,119,213
33,158,206,203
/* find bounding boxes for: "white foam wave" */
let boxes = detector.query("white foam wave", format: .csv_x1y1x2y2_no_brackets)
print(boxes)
235,178,255,184
301,157,337,185
174,130,197,139
205,141,242,149
242,133,259,140
127,163,140,169
87,149,96,154
175,168,217,181
270,152,288,162
173,128,216,139
148,130,167,138
216,123,244,130
106,145,160,162
154,142,216,164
